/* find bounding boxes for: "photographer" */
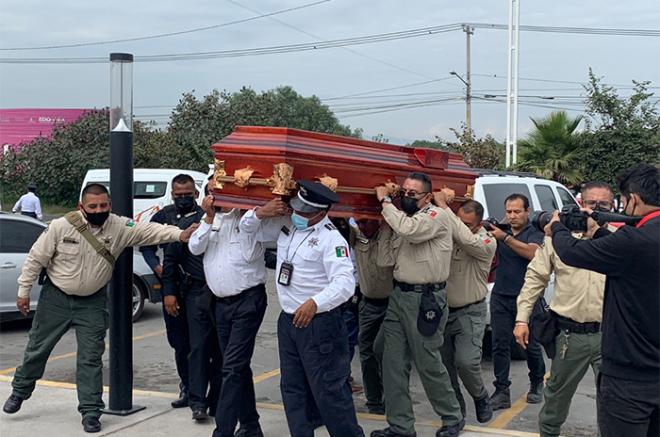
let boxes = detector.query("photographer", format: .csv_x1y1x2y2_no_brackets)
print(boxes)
515,182,614,437
486,193,545,410
547,163,659,437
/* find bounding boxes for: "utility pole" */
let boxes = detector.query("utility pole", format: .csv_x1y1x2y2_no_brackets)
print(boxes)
506,0,521,167
464,24,473,134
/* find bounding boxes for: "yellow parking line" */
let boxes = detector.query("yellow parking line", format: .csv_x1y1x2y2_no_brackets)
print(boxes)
253,368,280,383
0,329,166,376
490,371,551,429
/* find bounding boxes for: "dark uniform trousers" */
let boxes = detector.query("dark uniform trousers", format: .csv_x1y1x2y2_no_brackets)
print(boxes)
12,279,107,418
598,374,660,437
162,294,190,393
277,309,365,437
185,280,222,412
358,297,389,410
212,285,268,437
490,293,545,390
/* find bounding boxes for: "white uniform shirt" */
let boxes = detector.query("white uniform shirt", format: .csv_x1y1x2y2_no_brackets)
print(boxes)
13,192,42,220
240,210,355,314
188,209,266,298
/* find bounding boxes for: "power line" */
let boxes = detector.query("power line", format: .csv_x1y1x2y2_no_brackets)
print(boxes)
0,0,332,51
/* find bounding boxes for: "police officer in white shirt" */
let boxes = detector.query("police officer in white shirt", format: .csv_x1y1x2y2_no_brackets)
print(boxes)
12,183,42,220
240,180,364,437
188,196,268,437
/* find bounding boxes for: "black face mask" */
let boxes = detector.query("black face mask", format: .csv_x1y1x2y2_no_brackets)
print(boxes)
174,196,196,214
85,210,110,227
401,196,421,216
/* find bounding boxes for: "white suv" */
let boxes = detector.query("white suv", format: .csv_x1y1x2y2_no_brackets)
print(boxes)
472,171,578,358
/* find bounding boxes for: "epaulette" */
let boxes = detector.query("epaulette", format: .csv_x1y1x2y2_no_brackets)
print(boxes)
325,223,337,231
281,226,290,236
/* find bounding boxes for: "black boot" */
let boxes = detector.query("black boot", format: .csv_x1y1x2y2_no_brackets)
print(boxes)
2,394,26,414
435,419,465,437
474,395,493,423
370,427,417,437
235,424,264,437
489,388,511,410
192,407,209,421
171,388,189,409
527,381,544,404
82,416,102,433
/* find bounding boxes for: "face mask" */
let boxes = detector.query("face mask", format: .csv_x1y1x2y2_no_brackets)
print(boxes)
174,196,196,214
291,212,310,230
85,210,110,227
400,196,420,215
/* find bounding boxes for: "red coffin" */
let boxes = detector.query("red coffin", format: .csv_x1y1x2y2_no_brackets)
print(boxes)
210,126,477,219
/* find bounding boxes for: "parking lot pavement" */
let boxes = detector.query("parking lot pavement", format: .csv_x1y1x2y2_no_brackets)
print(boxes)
0,272,599,436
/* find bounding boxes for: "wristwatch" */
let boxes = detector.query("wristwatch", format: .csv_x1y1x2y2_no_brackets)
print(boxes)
381,195,393,204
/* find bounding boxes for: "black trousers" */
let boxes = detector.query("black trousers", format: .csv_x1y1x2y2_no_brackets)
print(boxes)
185,283,222,411
161,294,190,393
278,309,364,437
490,293,546,390
21,211,37,219
212,285,267,437
598,373,660,437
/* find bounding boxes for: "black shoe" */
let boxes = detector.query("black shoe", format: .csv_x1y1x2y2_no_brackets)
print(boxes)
192,408,209,421
235,425,264,437
82,416,102,433
367,404,386,415
371,427,417,437
171,390,188,409
474,395,493,423
489,388,511,410
435,419,465,437
2,394,25,414
527,381,544,404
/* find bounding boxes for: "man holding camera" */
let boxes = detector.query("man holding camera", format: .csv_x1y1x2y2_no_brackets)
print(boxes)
514,182,614,437
486,193,545,410
547,164,659,437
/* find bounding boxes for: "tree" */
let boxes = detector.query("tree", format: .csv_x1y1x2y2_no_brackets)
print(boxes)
166,86,362,171
445,124,504,169
516,111,585,185
578,70,660,186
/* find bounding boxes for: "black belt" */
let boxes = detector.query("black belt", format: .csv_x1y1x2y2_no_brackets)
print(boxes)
362,296,390,306
557,316,601,334
216,283,265,304
449,298,485,313
395,281,446,293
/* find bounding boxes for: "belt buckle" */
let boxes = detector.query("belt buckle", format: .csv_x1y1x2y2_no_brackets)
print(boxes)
413,285,423,292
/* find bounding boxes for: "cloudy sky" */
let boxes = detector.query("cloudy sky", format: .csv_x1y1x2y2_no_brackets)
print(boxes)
1,0,658,144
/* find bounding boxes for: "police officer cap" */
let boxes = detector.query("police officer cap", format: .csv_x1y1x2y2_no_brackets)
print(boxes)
27,182,37,191
290,180,340,213
417,290,443,336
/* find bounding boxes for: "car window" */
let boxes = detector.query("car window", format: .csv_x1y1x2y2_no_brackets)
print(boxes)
534,185,558,211
85,181,167,199
482,183,531,220
0,220,45,253
557,187,577,207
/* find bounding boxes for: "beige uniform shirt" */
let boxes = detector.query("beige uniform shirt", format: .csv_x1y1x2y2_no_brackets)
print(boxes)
445,210,497,308
18,212,182,298
517,236,605,323
352,226,394,299
379,202,452,284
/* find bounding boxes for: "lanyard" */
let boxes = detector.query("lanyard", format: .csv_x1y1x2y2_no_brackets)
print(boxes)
636,210,660,228
285,229,314,263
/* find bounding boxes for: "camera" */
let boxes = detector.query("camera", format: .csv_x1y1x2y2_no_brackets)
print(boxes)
531,205,642,233
482,217,512,232
531,205,588,232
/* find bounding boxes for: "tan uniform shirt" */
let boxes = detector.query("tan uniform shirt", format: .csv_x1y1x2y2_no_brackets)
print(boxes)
517,236,605,323
352,226,394,299
444,210,497,308
379,202,452,284
18,212,182,298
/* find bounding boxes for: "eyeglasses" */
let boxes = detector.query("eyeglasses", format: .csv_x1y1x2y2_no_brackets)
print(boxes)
583,200,613,210
399,190,429,198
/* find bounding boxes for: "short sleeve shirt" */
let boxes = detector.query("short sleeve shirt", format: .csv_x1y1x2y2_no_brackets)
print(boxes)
492,223,544,297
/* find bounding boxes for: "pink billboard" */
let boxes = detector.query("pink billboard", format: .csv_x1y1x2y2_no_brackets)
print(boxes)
0,108,88,148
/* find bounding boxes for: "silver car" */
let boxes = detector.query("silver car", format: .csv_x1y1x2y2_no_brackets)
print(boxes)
0,212,160,323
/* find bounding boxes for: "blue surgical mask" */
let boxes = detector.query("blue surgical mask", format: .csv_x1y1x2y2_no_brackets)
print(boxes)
291,212,310,230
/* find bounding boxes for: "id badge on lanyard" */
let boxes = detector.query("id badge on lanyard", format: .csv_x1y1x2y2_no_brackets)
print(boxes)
277,229,312,286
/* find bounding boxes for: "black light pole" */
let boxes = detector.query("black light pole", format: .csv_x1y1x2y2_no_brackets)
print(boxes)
104,53,144,416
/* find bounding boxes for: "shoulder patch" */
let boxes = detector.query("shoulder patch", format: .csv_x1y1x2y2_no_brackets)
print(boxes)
335,246,349,257
428,210,438,218
126,219,136,227
325,223,337,230
280,226,290,236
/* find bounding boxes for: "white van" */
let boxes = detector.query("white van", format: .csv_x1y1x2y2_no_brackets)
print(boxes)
81,169,207,222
